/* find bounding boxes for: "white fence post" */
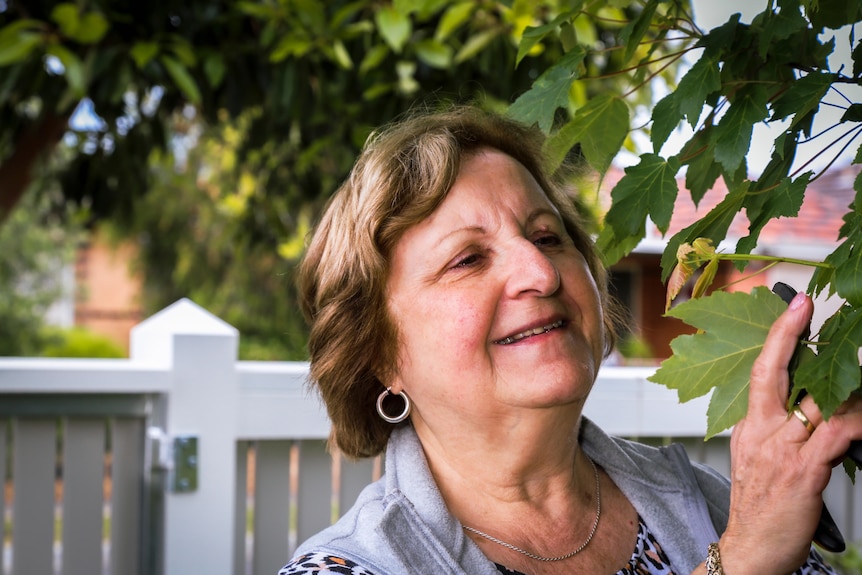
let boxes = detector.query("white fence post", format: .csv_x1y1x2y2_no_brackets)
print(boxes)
131,298,240,575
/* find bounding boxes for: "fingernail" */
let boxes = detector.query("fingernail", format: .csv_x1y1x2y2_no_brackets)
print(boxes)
789,292,806,310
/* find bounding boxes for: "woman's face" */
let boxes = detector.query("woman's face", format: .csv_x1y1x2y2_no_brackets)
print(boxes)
385,148,605,429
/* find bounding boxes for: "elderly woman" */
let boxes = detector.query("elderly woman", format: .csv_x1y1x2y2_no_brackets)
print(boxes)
279,106,861,575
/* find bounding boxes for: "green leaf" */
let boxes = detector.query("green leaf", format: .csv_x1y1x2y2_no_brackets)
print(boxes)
841,103,862,124
203,53,226,88
75,12,109,44
806,0,862,31
454,28,500,64
415,38,452,69
650,92,680,152
270,35,312,62
508,46,586,132
752,0,808,57
713,85,769,172
649,287,786,437
51,3,80,38
160,55,201,104
618,0,658,62
235,2,281,19
516,12,573,66
0,30,41,67
833,214,862,306
676,55,720,129
680,127,721,204
435,1,475,42
168,38,197,67
376,7,411,54
595,219,645,266
47,43,85,96
603,153,681,237
359,44,389,75
560,21,577,53
737,172,810,255
795,306,862,418
545,94,628,174
329,40,353,70
130,41,159,69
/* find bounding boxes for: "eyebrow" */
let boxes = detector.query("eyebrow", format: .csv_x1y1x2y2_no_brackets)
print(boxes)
434,207,562,244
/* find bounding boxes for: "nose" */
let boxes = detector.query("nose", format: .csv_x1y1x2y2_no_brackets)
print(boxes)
504,239,561,298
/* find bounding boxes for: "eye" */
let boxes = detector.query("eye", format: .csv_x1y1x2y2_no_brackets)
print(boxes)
533,232,563,249
451,252,483,269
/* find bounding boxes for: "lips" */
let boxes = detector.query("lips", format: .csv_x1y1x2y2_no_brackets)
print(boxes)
494,319,565,345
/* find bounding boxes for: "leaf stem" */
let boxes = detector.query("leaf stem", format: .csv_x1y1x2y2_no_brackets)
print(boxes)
704,252,833,269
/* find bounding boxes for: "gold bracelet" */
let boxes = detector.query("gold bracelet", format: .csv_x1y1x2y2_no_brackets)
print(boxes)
706,542,724,575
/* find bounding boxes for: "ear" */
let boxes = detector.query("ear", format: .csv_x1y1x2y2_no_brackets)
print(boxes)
379,369,406,396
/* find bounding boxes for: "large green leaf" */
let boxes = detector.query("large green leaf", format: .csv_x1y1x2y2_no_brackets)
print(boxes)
544,94,628,174
713,84,769,172
603,153,681,237
508,46,587,133
675,54,720,129
737,172,810,255
770,72,831,128
649,287,786,437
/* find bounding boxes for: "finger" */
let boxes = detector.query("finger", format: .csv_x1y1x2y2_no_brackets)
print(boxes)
748,293,813,419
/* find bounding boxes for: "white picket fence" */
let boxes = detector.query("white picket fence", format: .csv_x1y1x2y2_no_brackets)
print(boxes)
0,298,859,575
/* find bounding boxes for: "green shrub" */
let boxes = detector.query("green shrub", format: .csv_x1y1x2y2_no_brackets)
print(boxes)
40,327,125,358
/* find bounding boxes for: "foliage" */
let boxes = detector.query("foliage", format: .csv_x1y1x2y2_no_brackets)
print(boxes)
507,0,862,438
39,326,125,358
0,185,81,356
0,0,670,235
0,0,694,360
121,116,311,360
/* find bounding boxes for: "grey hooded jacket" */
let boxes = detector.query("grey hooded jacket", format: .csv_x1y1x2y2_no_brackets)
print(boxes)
291,418,731,575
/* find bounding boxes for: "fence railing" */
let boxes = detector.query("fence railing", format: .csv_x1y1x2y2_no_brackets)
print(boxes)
0,298,858,575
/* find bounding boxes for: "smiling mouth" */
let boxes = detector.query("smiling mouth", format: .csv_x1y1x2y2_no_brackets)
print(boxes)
494,319,565,345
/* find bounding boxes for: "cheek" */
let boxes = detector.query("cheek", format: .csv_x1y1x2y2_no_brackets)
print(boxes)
417,294,488,363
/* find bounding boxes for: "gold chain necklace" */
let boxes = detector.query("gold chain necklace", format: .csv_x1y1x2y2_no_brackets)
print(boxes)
462,457,601,562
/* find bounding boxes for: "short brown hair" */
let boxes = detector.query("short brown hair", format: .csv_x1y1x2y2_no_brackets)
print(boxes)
298,106,620,458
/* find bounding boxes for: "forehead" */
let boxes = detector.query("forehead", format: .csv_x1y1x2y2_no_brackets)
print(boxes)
441,148,560,217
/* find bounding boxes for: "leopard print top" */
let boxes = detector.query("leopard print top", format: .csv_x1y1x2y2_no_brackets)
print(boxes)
278,515,836,575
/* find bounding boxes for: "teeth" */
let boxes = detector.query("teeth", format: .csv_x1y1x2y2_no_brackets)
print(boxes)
496,319,564,345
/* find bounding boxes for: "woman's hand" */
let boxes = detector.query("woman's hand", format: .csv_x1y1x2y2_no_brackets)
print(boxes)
719,293,862,575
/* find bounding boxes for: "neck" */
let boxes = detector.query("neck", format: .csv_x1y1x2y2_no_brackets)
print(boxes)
411,408,591,518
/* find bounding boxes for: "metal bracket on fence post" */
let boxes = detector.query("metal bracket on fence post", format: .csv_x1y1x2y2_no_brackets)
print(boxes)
171,434,199,493
147,428,199,493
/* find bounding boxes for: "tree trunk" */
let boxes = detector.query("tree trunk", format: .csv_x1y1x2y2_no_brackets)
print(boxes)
0,112,70,224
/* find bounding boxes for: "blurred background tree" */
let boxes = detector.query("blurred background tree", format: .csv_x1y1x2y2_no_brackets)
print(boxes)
0,0,689,359
0,181,82,355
